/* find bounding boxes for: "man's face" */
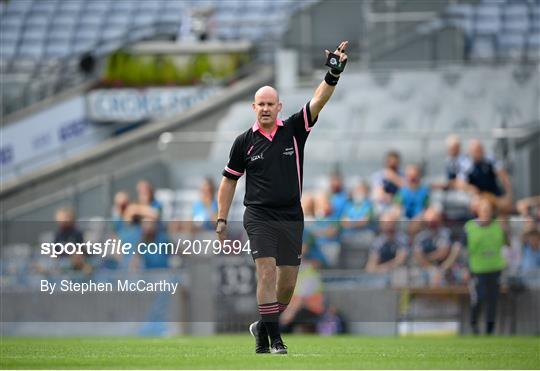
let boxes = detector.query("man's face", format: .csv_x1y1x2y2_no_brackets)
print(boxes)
330,175,343,193
469,141,484,163
386,155,400,171
448,142,460,157
56,210,74,229
252,88,281,127
405,165,421,184
477,199,493,221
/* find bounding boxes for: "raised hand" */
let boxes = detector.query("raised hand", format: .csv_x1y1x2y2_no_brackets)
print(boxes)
325,40,349,64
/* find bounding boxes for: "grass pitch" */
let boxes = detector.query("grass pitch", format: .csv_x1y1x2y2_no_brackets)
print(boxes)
1,335,538,369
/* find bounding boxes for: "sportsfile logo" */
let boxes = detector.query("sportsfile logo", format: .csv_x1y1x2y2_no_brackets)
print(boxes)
40,239,251,258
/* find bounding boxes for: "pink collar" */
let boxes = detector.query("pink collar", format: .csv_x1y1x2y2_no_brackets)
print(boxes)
252,119,283,142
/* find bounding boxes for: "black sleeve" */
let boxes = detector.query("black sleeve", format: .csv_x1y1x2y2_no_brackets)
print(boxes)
222,134,245,180
287,101,318,145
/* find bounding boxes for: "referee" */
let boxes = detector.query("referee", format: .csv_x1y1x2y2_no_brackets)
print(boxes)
216,41,348,354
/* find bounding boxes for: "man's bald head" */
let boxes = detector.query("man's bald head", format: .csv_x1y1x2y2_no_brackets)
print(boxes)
254,85,279,103
468,138,484,162
446,134,461,157
252,85,282,128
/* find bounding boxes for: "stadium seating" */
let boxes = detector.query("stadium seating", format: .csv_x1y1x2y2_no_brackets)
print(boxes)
0,0,318,116
443,0,540,62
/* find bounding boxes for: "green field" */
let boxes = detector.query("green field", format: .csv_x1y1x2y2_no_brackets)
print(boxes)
1,335,538,369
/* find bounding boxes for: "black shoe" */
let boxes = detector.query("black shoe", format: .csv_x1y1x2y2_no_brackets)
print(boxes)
270,340,288,355
249,321,269,354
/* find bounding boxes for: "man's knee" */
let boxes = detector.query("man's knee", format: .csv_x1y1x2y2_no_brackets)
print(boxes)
256,260,277,286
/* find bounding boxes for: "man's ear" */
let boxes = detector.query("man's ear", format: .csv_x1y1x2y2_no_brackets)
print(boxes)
252,102,256,111
278,102,282,112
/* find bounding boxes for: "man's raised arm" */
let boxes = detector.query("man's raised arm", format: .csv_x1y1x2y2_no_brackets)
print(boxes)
309,40,349,120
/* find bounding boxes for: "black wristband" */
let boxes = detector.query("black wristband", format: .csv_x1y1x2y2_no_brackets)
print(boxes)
216,218,227,226
324,71,340,86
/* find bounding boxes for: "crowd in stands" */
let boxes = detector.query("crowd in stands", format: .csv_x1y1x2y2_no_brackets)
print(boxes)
28,136,539,289
298,134,539,287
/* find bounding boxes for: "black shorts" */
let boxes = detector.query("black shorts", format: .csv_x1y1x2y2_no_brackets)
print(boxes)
243,205,304,266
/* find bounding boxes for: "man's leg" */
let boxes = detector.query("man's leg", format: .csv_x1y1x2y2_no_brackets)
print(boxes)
255,257,282,346
485,271,501,335
276,265,300,315
469,274,485,334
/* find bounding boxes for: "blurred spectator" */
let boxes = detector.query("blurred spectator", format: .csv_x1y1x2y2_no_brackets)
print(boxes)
191,177,218,233
177,5,215,42
433,134,471,190
329,173,349,219
516,195,540,223
69,254,93,276
280,262,325,334
111,191,130,234
413,208,461,286
395,164,430,220
458,139,513,214
302,229,329,269
133,220,170,270
122,180,163,226
520,227,540,274
53,208,92,274
366,212,408,273
371,151,404,214
54,208,83,246
463,198,507,335
136,180,163,218
311,192,341,266
341,180,374,238
302,193,316,222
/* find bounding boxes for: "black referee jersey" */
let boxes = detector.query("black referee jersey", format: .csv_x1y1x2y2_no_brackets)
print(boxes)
222,101,317,208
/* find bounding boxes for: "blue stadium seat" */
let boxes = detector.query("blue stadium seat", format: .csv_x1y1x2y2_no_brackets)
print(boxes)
497,32,526,59
158,12,183,24
137,0,166,12
72,38,96,54
0,26,21,42
164,0,185,12
79,13,105,27
107,14,132,26
111,0,136,12
31,0,58,12
22,26,48,42
133,12,158,26
471,35,497,59
44,41,72,58
84,0,111,13
525,31,540,60
125,27,155,42
17,41,44,59
57,0,84,13
48,25,74,41
74,24,101,41
474,3,502,35
51,13,78,28
502,3,530,33
0,40,18,58
101,25,126,40
6,0,34,14
25,13,52,27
